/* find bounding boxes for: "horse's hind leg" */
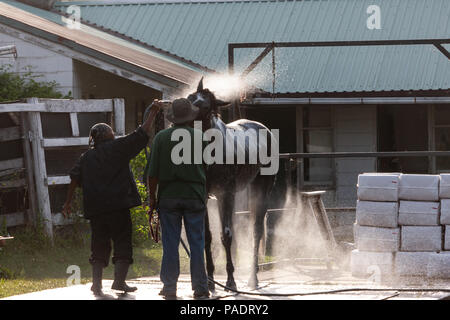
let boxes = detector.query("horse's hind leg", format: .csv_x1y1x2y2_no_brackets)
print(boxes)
217,192,237,291
248,174,276,290
204,207,215,292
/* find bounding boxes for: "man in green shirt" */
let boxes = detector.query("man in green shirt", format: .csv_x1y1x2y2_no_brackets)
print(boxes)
146,98,209,299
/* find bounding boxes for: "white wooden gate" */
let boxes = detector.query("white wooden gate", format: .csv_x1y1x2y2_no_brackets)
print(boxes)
0,98,125,240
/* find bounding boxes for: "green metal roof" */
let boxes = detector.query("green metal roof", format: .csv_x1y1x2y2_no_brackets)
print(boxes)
53,0,450,94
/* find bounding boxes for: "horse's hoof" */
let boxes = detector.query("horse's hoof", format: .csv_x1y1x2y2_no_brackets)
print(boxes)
247,278,258,290
225,280,237,292
208,279,216,293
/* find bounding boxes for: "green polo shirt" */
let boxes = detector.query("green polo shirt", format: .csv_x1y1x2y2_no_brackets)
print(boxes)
145,125,206,203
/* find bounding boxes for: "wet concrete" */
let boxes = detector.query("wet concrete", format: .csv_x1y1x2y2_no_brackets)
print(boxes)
4,264,450,300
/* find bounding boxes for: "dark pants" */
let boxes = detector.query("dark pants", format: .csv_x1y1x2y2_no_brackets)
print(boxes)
89,209,133,267
158,198,208,294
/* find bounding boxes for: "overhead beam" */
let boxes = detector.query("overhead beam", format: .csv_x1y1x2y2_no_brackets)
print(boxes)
434,44,450,60
246,96,450,105
240,43,274,78
230,39,450,49
279,151,450,159
229,39,450,85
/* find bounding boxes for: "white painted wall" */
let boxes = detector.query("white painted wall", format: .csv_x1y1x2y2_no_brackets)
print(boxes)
334,105,377,207
0,29,74,96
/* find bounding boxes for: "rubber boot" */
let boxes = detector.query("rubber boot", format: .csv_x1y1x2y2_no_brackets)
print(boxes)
91,262,105,297
111,260,137,293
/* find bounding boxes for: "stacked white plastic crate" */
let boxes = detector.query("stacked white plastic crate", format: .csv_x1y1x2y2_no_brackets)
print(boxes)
352,173,450,278
396,174,442,277
435,174,450,277
351,173,400,277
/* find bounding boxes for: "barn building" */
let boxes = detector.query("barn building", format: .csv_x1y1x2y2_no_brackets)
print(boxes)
0,0,449,239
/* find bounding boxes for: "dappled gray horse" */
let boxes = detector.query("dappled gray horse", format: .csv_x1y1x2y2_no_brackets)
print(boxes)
187,78,277,290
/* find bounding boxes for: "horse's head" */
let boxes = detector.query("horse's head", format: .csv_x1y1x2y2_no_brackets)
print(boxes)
187,77,230,121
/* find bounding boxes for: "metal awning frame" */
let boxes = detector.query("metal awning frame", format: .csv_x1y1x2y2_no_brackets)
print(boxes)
228,39,450,116
229,39,450,76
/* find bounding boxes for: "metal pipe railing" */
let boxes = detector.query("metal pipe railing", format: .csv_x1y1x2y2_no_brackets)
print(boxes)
279,151,450,159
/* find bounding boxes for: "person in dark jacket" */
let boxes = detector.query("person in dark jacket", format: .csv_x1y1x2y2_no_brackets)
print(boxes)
62,100,162,297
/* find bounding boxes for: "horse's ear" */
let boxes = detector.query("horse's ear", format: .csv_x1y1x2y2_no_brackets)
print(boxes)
197,77,204,92
216,99,231,107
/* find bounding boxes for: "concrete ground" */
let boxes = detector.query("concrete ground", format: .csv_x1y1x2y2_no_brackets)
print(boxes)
4,263,450,300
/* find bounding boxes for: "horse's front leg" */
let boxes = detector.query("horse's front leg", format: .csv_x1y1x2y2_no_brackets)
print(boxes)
217,192,237,291
204,206,215,292
248,211,265,290
248,174,275,290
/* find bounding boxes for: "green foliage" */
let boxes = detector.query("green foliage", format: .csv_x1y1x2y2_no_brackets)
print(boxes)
129,148,152,246
9,217,53,254
0,65,72,102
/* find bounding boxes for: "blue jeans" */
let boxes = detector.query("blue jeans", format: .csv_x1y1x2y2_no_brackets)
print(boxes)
158,198,208,294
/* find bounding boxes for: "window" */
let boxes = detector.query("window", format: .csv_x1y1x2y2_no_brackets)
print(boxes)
302,106,334,184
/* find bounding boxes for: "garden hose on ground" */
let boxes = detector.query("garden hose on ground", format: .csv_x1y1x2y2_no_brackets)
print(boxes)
180,238,450,299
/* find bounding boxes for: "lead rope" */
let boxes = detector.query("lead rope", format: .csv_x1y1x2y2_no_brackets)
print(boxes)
148,208,160,243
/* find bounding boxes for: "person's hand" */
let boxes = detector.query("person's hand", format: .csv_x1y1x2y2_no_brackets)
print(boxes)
62,201,71,218
147,100,164,118
152,99,165,110
142,100,166,134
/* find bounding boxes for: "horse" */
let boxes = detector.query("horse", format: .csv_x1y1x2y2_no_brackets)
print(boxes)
187,78,278,291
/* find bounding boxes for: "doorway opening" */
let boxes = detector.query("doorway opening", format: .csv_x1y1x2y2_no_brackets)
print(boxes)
377,105,429,173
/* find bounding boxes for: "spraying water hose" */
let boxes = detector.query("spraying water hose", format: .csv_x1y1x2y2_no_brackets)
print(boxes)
179,238,450,299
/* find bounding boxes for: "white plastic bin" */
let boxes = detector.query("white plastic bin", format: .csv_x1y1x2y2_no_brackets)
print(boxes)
395,252,434,276
445,226,450,251
399,174,440,201
427,252,450,278
439,174,450,199
440,199,450,225
357,173,400,202
398,201,440,226
356,200,398,228
351,250,394,277
400,226,442,252
354,224,399,252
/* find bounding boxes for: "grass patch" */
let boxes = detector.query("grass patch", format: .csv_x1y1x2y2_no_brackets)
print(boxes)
0,223,190,299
